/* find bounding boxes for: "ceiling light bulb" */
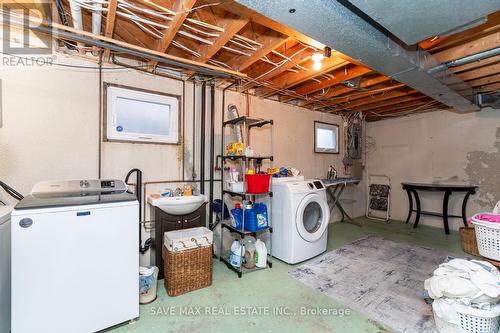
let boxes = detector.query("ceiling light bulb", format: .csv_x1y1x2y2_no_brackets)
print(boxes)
311,52,324,62
313,61,322,71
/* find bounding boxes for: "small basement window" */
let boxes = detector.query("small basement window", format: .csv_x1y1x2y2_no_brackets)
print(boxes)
105,84,180,144
314,121,339,154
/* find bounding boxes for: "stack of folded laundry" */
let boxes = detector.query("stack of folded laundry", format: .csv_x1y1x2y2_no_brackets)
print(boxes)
425,258,500,332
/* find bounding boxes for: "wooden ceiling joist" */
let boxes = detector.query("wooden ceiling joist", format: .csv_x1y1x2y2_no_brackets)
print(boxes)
148,0,198,69
302,75,393,108
313,81,404,110
229,35,290,71
467,73,500,87
348,95,429,114
433,31,500,63
198,15,249,63
366,99,434,115
331,89,417,113
280,65,372,103
241,43,313,91
102,0,118,61
256,56,349,97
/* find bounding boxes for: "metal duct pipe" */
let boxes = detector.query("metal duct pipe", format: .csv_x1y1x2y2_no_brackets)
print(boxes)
428,47,500,75
28,24,235,79
236,0,479,112
200,82,206,194
208,82,216,229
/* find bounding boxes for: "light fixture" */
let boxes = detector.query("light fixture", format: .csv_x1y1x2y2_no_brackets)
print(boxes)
312,52,324,63
313,61,322,71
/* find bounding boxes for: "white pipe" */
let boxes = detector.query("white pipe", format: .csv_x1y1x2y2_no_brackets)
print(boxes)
69,0,85,52
92,2,102,35
69,0,83,30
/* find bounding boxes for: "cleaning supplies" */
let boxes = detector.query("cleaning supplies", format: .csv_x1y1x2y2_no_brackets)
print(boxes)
242,237,256,269
231,203,243,229
254,239,267,268
244,202,268,232
230,239,245,268
183,185,193,196
229,167,239,182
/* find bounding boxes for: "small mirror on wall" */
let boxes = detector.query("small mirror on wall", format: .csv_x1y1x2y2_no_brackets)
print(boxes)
314,121,339,154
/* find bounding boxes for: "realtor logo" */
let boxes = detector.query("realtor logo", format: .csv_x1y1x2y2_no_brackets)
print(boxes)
2,1,53,55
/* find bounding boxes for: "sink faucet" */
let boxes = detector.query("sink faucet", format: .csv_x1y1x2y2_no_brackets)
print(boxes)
161,188,173,197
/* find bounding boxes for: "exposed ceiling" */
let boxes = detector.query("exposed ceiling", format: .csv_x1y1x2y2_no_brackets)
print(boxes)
8,0,500,121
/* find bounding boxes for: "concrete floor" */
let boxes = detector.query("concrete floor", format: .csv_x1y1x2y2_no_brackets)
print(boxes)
110,218,466,333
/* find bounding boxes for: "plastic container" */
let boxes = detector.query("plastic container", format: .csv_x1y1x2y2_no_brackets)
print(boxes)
433,301,500,333
227,181,244,193
230,240,245,268
244,203,268,232
231,204,243,229
254,239,267,268
245,174,271,194
471,213,500,261
139,266,159,304
242,237,256,269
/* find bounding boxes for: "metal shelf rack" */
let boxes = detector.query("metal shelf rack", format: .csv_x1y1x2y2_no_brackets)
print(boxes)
219,115,274,278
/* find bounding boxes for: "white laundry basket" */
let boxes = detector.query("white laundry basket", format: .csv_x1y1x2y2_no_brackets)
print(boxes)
471,213,500,261
433,302,500,333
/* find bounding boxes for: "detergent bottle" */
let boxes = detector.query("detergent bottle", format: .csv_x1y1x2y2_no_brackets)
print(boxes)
254,239,267,268
230,239,245,268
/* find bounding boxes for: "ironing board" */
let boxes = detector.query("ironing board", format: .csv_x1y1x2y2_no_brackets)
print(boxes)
321,178,361,227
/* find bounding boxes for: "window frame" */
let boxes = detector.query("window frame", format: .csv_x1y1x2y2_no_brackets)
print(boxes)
314,121,339,154
103,83,181,145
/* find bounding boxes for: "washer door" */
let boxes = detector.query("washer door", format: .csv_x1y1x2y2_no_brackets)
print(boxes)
296,193,329,242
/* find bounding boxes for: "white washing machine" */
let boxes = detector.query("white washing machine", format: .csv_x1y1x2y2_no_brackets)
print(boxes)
11,180,139,333
271,180,330,264
0,205,13,333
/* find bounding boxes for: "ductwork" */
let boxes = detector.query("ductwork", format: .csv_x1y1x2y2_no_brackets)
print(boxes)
476,92,500,109
235,0,480,112
345,0,500,46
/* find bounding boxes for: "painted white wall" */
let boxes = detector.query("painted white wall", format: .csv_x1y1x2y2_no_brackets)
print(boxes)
366,108,500,230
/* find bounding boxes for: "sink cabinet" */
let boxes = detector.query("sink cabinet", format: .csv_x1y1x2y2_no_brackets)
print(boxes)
151,202,207,279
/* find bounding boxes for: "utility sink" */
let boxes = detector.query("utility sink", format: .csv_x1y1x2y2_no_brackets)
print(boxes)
148,195,207,216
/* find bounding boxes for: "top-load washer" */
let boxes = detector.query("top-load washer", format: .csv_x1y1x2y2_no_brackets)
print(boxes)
271,179,330,264
11,179,139,333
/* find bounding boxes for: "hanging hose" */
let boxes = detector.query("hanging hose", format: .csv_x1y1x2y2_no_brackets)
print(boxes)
125,168,151,254
0,180,24,201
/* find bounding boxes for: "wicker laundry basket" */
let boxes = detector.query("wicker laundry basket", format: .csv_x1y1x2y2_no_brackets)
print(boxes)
163,227,213,297
459,227,480,257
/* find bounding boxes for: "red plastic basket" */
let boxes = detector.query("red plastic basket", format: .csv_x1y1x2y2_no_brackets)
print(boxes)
245,174,271,194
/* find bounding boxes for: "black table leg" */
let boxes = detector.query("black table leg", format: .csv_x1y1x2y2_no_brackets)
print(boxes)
404,189,413,224
461,191,473,227
411,189,421,229
443,190,451,235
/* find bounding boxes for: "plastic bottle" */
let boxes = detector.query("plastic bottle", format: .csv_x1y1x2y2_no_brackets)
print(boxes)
230,239,245,268
230,203,243,229
254,239,267,268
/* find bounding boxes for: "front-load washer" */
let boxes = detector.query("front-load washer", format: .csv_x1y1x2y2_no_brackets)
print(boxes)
271,180,330,264
11,179,139,333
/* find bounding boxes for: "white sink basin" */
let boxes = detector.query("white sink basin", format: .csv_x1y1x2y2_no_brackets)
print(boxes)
148,195,207,215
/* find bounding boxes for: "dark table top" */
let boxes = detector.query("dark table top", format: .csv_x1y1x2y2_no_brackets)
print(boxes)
401,182,478,191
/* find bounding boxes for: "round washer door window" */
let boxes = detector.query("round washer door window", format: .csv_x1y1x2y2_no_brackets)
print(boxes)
296,193,329,242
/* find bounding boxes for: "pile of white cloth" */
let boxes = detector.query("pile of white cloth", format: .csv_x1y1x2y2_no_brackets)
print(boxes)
425,258,500,325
